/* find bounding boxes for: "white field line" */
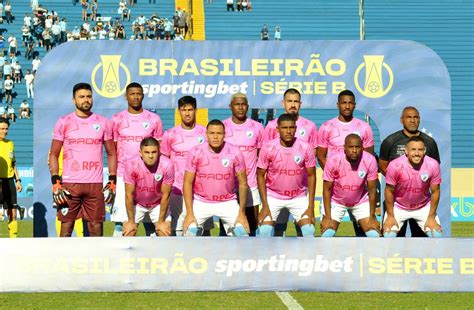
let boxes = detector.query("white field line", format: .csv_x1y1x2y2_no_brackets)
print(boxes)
275,292,304,310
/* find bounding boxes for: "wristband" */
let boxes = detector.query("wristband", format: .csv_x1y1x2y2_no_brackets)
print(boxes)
16,179,21,182
108,175,117,183
51,175,62,185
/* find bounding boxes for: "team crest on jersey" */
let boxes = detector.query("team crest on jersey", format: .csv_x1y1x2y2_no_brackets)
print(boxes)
294,154,302,164
197,136,205,144
420,172,429,182
92,124,101,132
143,122,150,129
246,131,254,139
358,170,366,178
154,173,163,182
298,128,306,137
353,130,361,137
61,207,69,216
222,158,230,167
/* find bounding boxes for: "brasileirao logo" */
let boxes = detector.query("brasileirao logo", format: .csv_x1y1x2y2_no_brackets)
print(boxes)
91,55,131,99
354,55,394,99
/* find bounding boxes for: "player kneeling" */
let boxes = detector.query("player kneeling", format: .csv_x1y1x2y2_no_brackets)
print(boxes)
182,120,250,237
122,137,174,237
320,134,380,237
383,136,442,238
256,113,316,237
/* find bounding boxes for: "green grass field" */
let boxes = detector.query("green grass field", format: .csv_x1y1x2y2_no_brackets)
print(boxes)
0,221,472,309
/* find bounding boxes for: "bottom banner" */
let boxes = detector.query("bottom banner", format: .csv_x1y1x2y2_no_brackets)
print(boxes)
0,238,472,292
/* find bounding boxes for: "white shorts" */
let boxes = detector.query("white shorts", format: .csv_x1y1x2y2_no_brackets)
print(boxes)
110,176,128,222
383,203,441,233
267,195,309,223
135,204,160,223
243,186,261,208
193,199,240,235
172,192,214,233
320,201,370,223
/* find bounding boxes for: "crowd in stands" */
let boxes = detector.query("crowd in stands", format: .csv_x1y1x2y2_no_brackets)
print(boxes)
225,0,252,12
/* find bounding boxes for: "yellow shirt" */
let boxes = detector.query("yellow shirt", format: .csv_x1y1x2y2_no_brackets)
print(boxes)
0,139,15,178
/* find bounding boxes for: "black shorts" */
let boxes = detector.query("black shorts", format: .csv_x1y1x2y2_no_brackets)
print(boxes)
0,177,17,208
5,89,11,95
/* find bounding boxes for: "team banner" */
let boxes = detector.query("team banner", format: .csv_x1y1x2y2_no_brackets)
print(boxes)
34,41,451,236
0,238,472,292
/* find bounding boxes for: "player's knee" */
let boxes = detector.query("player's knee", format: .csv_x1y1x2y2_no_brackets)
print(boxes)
365,229,380,238
383,231,397,238
233,224,248,237
425,229,442,238
256,224,274,237
321,228,336,237
60,222,75,237
185,223,200,237
300,224,315,237
88,222,103,237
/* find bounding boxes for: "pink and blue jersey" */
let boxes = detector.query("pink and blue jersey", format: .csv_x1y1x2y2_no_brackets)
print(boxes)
160,125,207,194
323,151,378,206
112,110,163,176
223,117,264,189
385,155,441,210
262,116,318,149
257,138,316,200
123,156,174,208
185,143,246,203
53,112,112,183
318,117,374,157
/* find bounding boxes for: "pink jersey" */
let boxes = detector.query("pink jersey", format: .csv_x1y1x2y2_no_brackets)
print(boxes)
223,117,264,189
385,155,441,210
112,110,163,176
160,125,207,194
52,112,112,183
123,155,174,208
257,138,316,200
318,117,374,157
323,151,378,206
262,116,318,149
185,143,246,203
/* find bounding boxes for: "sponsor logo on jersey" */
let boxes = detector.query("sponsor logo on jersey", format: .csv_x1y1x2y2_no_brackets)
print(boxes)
298,128,306,137
197,136,205,144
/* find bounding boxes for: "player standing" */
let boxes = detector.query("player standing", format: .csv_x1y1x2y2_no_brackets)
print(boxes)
222,93,264,236
262,88,318,236
383,136,442,237
122,137,174,237
0,118,23,237
320,134,380,237
160,96,213,236
257,114,316,237
111,82,163,236
182,119,250,236
49,82,117,237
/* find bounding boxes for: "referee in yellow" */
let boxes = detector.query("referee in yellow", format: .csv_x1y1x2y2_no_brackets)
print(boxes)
0,118,22,237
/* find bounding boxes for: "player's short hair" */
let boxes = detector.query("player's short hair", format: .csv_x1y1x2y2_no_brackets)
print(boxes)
283,88,301,100
401,106,420,116
140,137,159,149
338,89,355,101
345,133,362,144
207,119,225,130
406,136,425,145
178,96,197,109
72,83,92,97
231,92,248,103
277,113,296,125
126,82,143,92
0,118,10,127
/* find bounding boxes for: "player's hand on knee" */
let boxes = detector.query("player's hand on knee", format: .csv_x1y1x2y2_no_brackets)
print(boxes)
156,221,171,237
258,207,272,225
103,175,117,204
383,215,398,235
183,214,197,234
123,220,138,236
424,216,442,237
367,215,381,233
235,212,250,233
320,215,335,232
300,207,315,225
51,175,70,205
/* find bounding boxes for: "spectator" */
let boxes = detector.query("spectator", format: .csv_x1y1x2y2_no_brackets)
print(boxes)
22,25,31,47
0,33,4,50
25,70,34,99
60,18,68,43
0,53,4,79
3,61,12,79
89,26,98,40
122,4,131,21
7,104,14,123
81,0,89,21
90,0,98,22
42,29,52,51
227,0,234,11
274,26,281,41
51,21,62,46
24,13,33,29
72,0,78,6
45,15,53,32
25,37,35,60
0,105,7,119
4,2,12,25
19,100,30,119
32,56,41,75
13,62,21,84
164,18,172,40
31,0,39,11
72,26,81,40
261,24,269,40
236,0,243,12
116,24,126,39
4,75,13,104
0,3,3,24
8,35,17,58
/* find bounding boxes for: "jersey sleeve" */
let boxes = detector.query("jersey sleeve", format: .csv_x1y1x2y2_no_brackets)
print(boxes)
52,117,65,141
184,147,198,173
256,145,270,170
104,118,114,141
160,130,171,157
362,123,375,148
379,136,393,161
322,158,335,182
153,114,163,140
304,144,316,168
255,123,264,149
234,149,246,173
123,162,135,185
112,114,120,142
366,154,379,181
262,121,277,143
308,123,318,149
317,123,329,148
163,161,175,185
430,161,442,186
385,162,397,186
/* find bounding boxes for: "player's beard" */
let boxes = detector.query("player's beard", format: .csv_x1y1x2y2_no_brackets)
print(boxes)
75,103,92,114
